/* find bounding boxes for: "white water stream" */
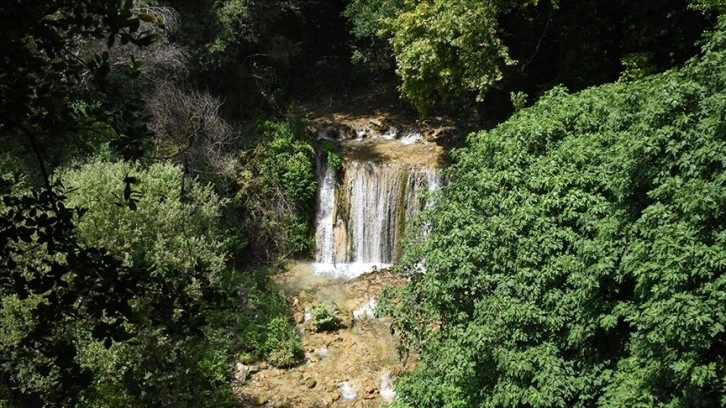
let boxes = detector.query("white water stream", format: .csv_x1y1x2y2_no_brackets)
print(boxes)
313,149,441,279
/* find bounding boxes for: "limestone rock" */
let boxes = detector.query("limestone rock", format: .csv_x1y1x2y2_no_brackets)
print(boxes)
294,312,305,324
273,397,293,408
338,307,354,328
235,363,260,383
255,395,268,406
322,394,335,407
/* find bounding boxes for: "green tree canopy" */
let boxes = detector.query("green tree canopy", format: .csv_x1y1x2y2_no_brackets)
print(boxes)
346,0,538,114
345,0,711,118
0,2,156,405
0,0,156,172
384,16,726,407
60,160,237,406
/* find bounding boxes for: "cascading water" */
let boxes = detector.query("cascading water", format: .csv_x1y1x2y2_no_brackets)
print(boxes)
256,127,448,405
314,157,337,265
313,157,441,278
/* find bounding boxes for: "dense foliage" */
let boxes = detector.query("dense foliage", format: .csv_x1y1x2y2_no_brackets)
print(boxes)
3,0,725,406
346,0,536,114
0,2,158,405
384,18,726,407
62,161,226,275
0,1,310,405
62,161,237,406
0,0,154,171
0,178,138,406
345,0,710,117
236,116,317,258
309,304,343,332
0,162,234,406
164,0,349,114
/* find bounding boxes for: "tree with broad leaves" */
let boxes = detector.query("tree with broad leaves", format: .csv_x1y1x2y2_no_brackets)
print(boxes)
0,0,157,405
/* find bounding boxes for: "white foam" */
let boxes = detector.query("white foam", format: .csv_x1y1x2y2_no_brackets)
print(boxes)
381,127,398,140
339,381,357,400
379,372,396,402
355,128,367,140
314,161,337,264
311,262,391,280
399,132,424,145
353,298,377,321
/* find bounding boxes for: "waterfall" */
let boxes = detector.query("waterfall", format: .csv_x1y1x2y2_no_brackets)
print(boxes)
314,158,441,278
314,158,337,265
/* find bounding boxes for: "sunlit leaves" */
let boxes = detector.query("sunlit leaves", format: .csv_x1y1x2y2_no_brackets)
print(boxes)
384,0,526,114
387,16,726,407
345,0,545,115
237,116,317,256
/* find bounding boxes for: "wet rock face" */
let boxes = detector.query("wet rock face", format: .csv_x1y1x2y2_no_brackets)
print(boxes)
235,363,261,384
235,266,417,407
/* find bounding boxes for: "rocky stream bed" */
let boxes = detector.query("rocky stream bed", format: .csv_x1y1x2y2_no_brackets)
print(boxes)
234,264,415,407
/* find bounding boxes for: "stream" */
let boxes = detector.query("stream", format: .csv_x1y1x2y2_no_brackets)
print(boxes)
236,121,445,407
236,263,412,407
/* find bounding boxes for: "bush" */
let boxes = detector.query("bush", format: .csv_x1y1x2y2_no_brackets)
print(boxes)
232,266,299,365
0,175,153,407
61,160,227,279
264,316,304,368
321,140,343,173
237,115,317,258
384,18,726,407
309,304,343,332
58,160,237,407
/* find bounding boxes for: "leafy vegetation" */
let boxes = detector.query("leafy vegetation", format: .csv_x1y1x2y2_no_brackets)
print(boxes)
383,17,726,407
0,0,156,166
0,1,312,405
49,161,235,406
263,316,305,368
0,178,136,406
364,0,528,114
2,0,724,405
62,161,227,276
167,0,349,114
309,304,343,332
345,0,710,118
0,1,160,405
321,140,343,173
236,116,317,259
231,266,304,368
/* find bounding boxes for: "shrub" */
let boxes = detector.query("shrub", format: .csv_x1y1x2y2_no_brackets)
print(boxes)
264,316,304,368
237,115,317,258
233,267,298,364
321,140,343,173
59,160,237,407
309,304,343,332
61,160,227,280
